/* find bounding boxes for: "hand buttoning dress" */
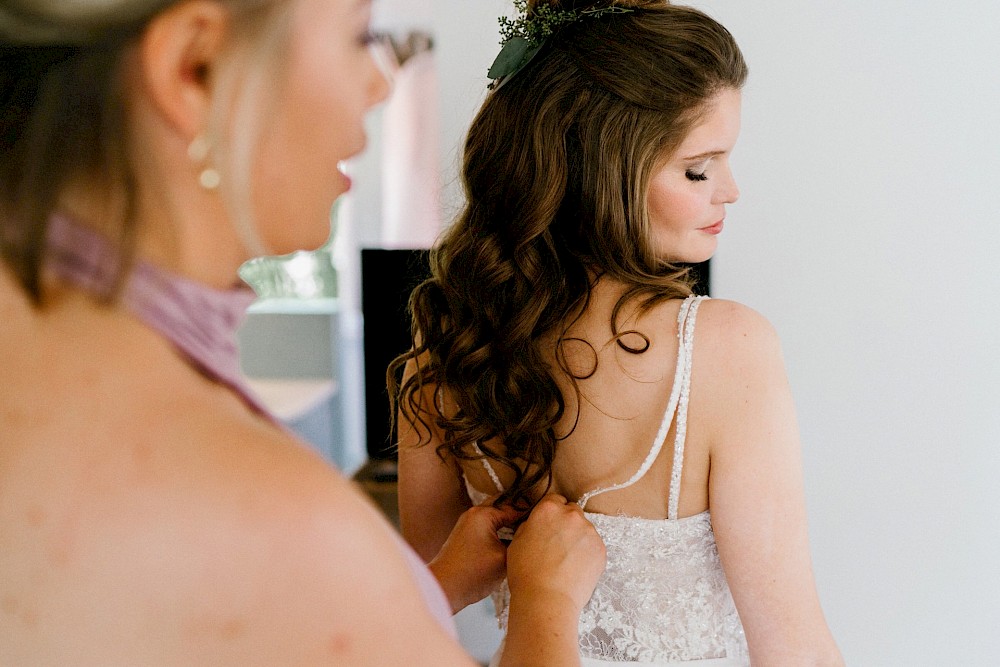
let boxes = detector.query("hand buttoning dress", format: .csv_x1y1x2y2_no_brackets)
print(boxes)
465,296,749,667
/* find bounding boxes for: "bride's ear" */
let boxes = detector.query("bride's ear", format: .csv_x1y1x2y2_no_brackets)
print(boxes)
135,0,231,140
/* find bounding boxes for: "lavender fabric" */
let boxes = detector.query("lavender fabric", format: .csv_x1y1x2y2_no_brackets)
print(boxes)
396,533,459,639
44,213,459,639
46,213,267,414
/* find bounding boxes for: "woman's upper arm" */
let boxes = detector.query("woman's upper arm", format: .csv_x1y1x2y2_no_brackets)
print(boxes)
396,357,471,562
700,301,842,665
281,474,476,667
168,440,475,667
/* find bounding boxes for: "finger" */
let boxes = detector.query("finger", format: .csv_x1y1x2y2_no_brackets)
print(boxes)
489,511,524,544
532,493,581,521
537,492,569,505
469,499,525,544
480,492,502,506
475,498,526,524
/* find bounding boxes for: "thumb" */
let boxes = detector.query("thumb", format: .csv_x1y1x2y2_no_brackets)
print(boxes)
482,500,526,530
476,496,526,542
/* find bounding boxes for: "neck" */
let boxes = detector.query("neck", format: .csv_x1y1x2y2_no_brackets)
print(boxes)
57,176,252,291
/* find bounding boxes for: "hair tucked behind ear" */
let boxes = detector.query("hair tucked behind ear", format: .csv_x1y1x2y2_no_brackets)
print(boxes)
390,1,747,508
0,0,283,304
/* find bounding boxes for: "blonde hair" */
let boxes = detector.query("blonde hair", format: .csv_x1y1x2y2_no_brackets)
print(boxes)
0,0,287,301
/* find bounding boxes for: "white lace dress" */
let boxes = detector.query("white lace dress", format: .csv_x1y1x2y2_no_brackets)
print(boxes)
466,296,749,666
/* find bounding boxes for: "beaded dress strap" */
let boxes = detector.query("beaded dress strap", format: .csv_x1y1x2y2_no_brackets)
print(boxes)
666,295,704,519
576,295,705,516
473,443,506,494
440,392,509,538
435,387,506,494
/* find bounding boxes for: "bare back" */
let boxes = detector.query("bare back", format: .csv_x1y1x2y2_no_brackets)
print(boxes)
416,278,843,664
460,279,711,520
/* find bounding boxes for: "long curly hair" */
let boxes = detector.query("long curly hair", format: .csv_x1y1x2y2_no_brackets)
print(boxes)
390,0,747,507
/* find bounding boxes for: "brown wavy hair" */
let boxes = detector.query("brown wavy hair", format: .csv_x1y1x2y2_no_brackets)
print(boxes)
390,0,747,507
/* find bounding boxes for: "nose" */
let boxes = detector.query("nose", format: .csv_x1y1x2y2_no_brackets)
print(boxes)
725,179,740,204
715,165,740,205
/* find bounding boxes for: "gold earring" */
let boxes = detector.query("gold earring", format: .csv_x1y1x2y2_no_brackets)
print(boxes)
187,135,220,190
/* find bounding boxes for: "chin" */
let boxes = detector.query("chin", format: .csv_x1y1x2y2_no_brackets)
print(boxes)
271,236,328,257
688,240,719,264
656,236,718,265
666,248,717,265
263,227,330,257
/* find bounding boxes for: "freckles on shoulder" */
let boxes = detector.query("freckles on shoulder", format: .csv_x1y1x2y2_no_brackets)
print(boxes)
686,298,790,413
694,299,781,358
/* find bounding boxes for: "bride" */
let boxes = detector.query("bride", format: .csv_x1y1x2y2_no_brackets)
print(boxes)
394,1,844,665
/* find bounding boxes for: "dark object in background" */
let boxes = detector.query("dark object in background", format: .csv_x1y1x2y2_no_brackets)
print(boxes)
360,248,432,466
358,248,711,466
686,260,711,297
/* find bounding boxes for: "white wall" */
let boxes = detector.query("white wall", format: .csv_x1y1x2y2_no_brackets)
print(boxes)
695,3,1000,664
425,2,1000,665
431,0,511,223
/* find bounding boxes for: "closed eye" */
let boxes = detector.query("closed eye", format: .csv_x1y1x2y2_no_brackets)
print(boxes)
685,170,708,182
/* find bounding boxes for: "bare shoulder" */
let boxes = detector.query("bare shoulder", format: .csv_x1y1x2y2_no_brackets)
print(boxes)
1,339,452,663
136,411,420,608
691,301,842,663
3,415,455,664
619,291,781,369
692,298,783,360
687,299,792,440
0,289,467,663
157,429,465,664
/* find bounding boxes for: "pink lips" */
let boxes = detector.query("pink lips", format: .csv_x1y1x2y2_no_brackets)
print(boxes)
336,164,352,193
700,220,724,235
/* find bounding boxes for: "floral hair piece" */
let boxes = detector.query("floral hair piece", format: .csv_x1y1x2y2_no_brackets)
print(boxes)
487,0,634,90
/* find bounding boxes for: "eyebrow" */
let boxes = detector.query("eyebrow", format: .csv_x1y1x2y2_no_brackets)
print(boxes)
681,150,726,162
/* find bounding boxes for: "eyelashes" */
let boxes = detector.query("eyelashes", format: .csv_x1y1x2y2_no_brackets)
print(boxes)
685,169,708,182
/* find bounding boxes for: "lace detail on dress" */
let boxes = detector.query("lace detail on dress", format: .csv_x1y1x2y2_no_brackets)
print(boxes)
486,511,748,664
577,512,747,664
463,296,748,664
